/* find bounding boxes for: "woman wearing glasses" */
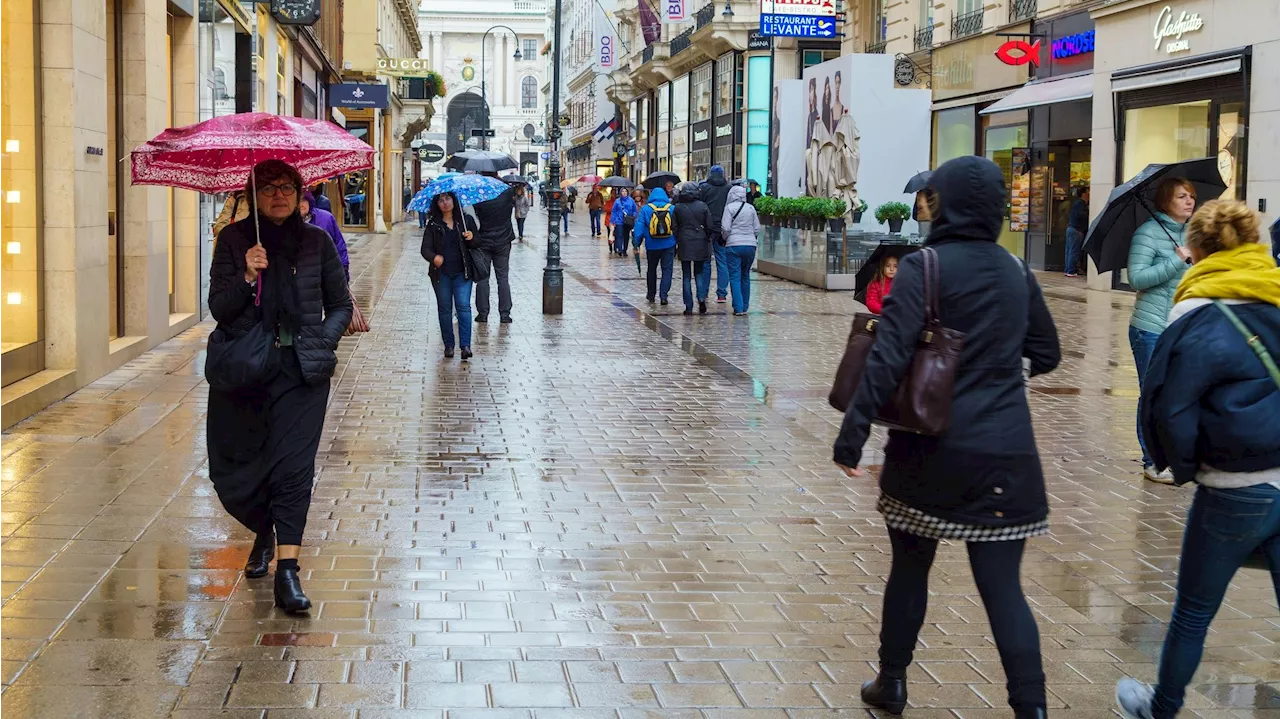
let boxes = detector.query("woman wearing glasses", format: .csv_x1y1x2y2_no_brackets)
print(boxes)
207,160,352,614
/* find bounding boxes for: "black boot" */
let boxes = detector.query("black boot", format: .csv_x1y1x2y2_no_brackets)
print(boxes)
244,534,274,578
274,565,311,614
1014,709,1047,719
861,672,907,715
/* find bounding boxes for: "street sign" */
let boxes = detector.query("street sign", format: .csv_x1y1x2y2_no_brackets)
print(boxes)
470,128,497,137
759,13,837,37
747,31,772,50
540,152,550,160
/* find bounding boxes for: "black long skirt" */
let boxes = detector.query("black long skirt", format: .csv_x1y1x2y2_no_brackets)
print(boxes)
206,347,329,545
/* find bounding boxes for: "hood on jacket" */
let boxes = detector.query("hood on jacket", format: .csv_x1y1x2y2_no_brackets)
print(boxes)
647,187,671,205
705,168,727,187
676,182,702,202
727,185,748,204
926,155,1006,243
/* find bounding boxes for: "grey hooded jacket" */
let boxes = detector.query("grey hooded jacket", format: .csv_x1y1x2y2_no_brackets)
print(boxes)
720,185,760,248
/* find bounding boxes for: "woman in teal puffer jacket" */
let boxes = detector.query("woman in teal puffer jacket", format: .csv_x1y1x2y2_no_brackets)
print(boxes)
1127,177,1196,484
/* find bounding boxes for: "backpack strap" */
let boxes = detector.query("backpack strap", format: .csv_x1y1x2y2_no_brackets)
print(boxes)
1213,301,1280,389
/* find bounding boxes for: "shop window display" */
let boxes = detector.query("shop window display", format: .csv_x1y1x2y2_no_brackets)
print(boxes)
1,0,42,384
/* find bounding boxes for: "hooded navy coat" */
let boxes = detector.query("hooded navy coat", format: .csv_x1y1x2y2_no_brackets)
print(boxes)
833,156,1061,528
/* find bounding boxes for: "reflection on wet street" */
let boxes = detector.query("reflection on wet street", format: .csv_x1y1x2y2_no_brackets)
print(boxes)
3,215,1278,717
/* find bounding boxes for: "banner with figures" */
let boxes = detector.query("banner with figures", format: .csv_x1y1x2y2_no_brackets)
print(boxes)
597,11,615,68
664,0,687,22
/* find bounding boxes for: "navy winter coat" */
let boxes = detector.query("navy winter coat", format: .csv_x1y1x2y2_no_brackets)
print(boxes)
1141,300,1280,485
833,156,1061,528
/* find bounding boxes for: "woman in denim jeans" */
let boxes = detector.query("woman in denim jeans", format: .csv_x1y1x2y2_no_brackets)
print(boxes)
420,192,479,360
1115,200,1280,719
1126,177,1196,484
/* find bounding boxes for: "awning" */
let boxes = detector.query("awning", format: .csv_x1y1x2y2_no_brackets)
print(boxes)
1111,56,1242,93
980,74,1093,115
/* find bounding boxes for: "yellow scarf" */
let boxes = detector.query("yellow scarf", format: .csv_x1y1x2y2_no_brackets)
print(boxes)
1173,243,1280,305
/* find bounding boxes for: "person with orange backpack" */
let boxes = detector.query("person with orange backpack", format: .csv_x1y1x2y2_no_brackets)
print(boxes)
633,186,678,305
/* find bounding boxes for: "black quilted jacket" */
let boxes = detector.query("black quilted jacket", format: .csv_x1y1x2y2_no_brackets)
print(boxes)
209,217,352,384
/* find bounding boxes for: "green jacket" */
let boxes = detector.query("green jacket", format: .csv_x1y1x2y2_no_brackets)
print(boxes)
1127,212,1188,335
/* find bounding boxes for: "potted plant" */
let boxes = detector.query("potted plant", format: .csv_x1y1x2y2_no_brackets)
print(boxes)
753,196,777,226
851,198,868,224
875,201,912,233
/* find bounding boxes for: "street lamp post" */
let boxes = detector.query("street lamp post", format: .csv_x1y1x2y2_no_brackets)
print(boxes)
543,0,564,314
481,24,523,151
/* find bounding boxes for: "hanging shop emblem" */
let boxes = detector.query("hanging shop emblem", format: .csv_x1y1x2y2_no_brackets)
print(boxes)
270,0,321,26
994,39,1041,67
1153,5,1203,54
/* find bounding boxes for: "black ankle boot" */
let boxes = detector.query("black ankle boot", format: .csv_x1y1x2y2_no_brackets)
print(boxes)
861,672,908,715
1015,709,1047,719
274,566,311,614
244,535,274,578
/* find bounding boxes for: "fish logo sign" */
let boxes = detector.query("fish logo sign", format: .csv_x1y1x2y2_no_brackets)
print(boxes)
994,39,1041,67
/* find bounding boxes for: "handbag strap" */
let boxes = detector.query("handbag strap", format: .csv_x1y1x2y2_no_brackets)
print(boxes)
920,247,940,325
1213,301,1280,389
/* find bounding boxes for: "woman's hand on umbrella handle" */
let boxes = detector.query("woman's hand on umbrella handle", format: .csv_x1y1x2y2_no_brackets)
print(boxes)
1175,245,1192,262
835,463,864,478
462,231,474,241
244,245,268,283
432,255,444,268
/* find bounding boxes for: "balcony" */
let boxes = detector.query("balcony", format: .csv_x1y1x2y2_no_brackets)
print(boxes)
913,25,933,51
670,26,695,57
1009,0,1036,23
642,45,655,64
695,3,715,29
865,38,888,54
951,8,984,40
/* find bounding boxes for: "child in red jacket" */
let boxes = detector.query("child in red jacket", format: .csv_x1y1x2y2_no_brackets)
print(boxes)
865,255,898,314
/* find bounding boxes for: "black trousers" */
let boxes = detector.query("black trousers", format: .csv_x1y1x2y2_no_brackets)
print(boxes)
207,349,327,546
475,243,512,318
879,528,1046,712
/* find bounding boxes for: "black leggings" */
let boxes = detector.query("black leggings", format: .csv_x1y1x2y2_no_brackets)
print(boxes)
879,528,1046,712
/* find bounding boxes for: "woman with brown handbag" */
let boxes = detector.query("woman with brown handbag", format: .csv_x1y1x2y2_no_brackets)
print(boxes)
832,156,1061,718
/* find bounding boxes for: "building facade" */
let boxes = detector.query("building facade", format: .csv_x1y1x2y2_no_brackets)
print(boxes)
0,0,360,428
418,0,549,181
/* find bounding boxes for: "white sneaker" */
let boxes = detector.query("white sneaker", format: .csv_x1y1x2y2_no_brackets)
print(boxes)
1142,466,1175,484
1115,677,1155,719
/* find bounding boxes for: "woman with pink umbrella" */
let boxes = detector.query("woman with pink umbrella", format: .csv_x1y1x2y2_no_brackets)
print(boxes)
134,113,369,613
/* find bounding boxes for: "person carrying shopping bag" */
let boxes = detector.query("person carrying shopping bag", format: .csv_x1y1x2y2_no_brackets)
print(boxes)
1115,200,1280,719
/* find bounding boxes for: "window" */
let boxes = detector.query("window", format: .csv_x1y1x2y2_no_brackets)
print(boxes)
802,49,840,70
956,0,979,13
932,105,975,167
523,38,537,61
716,53,734,117
214,68,229,100
277,31,289,116
521,76,537,109
1123,101,1210,185
671,75,689,129
658,83,670,131
691,63,712,123
919,0,933,28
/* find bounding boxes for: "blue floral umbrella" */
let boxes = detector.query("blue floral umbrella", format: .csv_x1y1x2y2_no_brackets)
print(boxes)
408,173,509,212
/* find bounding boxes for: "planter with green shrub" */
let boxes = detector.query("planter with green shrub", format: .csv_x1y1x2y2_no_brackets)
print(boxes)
874,201,912,233
753,196,847,231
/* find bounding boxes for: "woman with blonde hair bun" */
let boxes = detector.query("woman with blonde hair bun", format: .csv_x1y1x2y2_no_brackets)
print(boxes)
1115,199,1280,719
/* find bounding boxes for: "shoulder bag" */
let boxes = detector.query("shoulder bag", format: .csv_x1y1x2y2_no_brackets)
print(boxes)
827,247,966,435
205,236,278,391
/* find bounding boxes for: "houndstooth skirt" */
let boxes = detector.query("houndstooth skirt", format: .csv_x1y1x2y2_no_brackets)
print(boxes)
878,493,1048,542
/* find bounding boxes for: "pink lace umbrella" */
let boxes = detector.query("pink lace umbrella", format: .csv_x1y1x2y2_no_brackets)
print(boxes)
130,112,374,194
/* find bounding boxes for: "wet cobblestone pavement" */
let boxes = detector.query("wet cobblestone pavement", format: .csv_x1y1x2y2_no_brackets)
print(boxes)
3,212,1278,718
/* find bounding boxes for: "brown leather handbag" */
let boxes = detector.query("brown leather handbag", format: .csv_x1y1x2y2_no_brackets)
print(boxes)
828,247,965,435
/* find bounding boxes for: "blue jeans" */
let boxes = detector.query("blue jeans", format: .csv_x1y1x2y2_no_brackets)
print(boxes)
590,209,603,235
433,272,473,349
713,239,729,299
645,246,675,301
516,216,526,238
562,209,569,232
726,245,756,313
681,260,711,311
418,211,427,229
614,223,633,255
1151,484,1280,718
1129,325,1160,467
1064,226,1084,274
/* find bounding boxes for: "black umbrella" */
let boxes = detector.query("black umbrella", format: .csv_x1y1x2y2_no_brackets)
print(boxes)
854,243,920,303
599,176,634,189
500,175,530,185
642,170,681,190
1084,157,1226,273
443,150,518,173
903,171,932,194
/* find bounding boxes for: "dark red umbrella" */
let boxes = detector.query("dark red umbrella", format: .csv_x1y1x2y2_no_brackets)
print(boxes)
130,112,374,194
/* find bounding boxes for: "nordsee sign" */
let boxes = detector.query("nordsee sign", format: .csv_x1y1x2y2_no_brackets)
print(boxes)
1153,5,1203,54
1052,29,1095,59
759,13,836,38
